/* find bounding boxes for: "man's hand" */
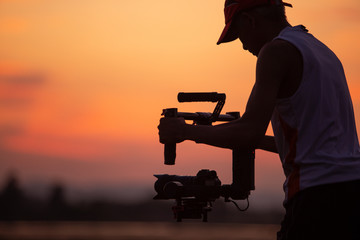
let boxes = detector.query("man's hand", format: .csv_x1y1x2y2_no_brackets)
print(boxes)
158,117,187,144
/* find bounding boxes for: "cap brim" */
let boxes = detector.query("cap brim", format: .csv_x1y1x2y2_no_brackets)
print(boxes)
217,20,239,45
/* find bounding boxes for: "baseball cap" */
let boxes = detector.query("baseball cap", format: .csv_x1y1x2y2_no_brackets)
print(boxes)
217,0,292,45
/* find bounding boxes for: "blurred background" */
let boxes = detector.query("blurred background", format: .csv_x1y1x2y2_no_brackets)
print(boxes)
0,0,359,223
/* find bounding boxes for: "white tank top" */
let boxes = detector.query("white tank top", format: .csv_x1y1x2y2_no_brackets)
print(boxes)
271,25,360,202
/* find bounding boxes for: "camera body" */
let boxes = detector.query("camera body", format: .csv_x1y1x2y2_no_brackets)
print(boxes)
154,169,221,201
155,92,255,222
154,169,221,222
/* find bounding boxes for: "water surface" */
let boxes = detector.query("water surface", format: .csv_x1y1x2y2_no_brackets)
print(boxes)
0,221,279,240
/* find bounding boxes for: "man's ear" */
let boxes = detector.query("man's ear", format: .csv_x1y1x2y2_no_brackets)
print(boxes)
240,12,256,28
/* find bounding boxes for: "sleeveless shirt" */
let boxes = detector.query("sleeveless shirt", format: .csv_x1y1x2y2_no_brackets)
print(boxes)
271,25,360,202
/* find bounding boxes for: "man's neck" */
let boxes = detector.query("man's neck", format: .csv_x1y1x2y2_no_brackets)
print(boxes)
254,21,292,57
264,21,291,42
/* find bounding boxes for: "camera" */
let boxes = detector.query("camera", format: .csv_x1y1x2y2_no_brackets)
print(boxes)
154,169,221,222
155,92,255,222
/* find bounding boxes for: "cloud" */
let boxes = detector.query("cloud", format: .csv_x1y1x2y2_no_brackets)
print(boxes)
0,73,46,108
0,73,45,86
0,124,25,150
0,72,46,149
0,124,24,137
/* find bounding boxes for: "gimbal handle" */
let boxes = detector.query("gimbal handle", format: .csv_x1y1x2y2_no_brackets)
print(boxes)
231,149,255,200
163,108,177,165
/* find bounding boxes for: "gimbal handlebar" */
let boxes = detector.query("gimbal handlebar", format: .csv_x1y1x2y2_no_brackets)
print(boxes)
163,92,237,165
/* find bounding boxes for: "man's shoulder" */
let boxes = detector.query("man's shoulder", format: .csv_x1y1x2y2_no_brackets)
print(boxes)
259,39,300,62
257,39,303,77
256,39,303,98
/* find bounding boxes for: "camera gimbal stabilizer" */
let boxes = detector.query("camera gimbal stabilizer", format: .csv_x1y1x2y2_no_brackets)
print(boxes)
154,92,255,222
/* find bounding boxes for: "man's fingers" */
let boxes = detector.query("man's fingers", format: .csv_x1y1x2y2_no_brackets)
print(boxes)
158,117,185,144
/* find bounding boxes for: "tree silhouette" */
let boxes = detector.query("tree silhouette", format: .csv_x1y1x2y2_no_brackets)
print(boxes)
48,183,69,220
0,173,25,220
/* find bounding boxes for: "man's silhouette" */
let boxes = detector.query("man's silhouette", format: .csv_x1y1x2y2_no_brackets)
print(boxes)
158,0,360,239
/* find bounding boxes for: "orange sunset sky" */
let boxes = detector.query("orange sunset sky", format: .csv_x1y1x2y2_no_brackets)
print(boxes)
0,0,359,205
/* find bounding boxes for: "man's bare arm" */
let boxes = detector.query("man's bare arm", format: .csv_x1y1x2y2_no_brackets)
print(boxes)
258,135,277,153
159,40,298,151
